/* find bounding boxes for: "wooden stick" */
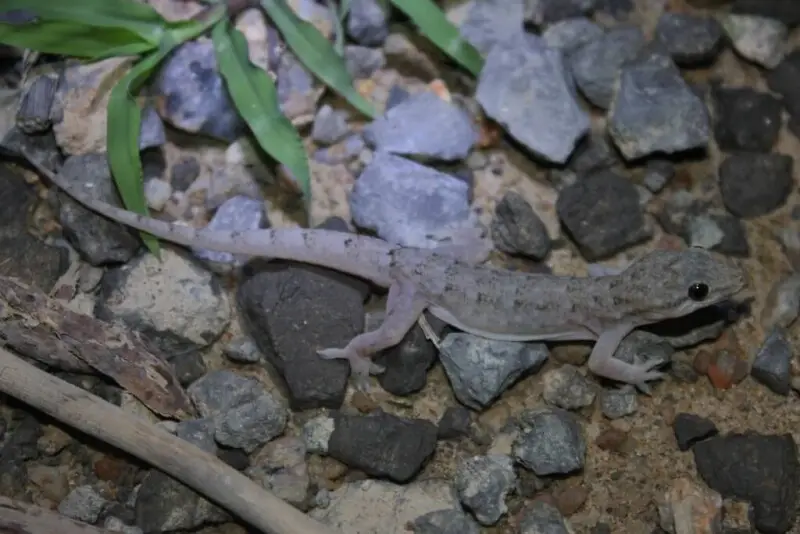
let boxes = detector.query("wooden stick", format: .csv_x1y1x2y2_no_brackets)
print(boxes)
0,346,338,534
0,496,116,534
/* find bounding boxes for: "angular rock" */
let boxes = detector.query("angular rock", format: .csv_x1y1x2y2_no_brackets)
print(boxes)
718,152,793,218
713,86,783,153
477,34,590,164
655,13,724,66
608,51,710,160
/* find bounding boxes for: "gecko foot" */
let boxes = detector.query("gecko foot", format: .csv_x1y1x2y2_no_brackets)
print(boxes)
628,360,666,395
317,348,386,391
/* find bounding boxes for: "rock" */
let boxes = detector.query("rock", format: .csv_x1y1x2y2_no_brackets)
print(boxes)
343,45,386,79
213,393,288,453
477,34,590,164
311,104,350,145
437,406,472,440
672,413,719,451
328,412,438,483
363,91,477,161
654,13,725,66
192,195,269,267
373,311,444,396
556,169,652,261
96,247,230,357
541,17,604,55
175,418,217,454
58,485,108,523
222,337,262,364
459,0,526,56
656,478,723,534
439,334,549,410
135,469,228,532
514,408,586,476
542,365,596,410
767,49,800,117
570,25,645,109
411,509,481,534
731,0,800,28
599,386,637,419
454,455,516,526
607,50,711,160
721,14,788,68
55,153,141,265
524,0,595,27
170,157,201,191
567,133,619,174
276,51,323,122
237,261,365,409
490,191,551,260
718,152,793,218
761,274,800,330
346,0,389,46
153,40,245,141
643,159,674,193
693,432,799,533
519,499,572,533
0,165,68,293
713,86,783,153
350,152,472,248
247,437,310,509
751,327,792,395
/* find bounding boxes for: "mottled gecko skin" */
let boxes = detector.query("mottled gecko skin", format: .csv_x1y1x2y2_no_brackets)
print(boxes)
22,153,748,393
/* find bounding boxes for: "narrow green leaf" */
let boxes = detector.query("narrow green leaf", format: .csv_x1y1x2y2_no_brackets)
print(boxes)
260,0,376,118
389,0,483,76
0,19,155,59
211,20,312,212
1,0,167,42
107,48,173,256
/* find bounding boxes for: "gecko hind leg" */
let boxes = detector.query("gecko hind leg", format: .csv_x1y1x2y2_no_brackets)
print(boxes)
317,278,427,391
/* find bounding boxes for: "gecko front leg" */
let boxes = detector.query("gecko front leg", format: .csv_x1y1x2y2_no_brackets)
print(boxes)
317,277,427,390
587,324,666,394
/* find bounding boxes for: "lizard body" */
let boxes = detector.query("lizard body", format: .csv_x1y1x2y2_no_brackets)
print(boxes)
21,153,748,392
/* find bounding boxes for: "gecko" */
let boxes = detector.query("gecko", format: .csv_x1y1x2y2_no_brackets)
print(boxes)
19,152,748,393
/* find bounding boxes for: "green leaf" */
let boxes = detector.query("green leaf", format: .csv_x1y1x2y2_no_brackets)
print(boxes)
0,19,155,59
107,47,173,256
211,20,312,213
260,0,376,118
1,0,168,42
389,0,483,76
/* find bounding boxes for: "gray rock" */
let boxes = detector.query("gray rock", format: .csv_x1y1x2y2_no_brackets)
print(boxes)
175,418,217,454
643,159,674,193
139,106,166,149
608,51,711,160
722,13,788,69
347,0,389,46
655,13,725,66
459,0,526,55
55,153,140,265
599,385,638,419
312,134,365,165
570,25,645,109
214,392,288,452
556,169,652,261
247,437,310,509
153,40,245,141
477,34,590,164
135,469,228,532
519,500,572,534
328,412,438,483
311,104,350,145
542,17,604,55
439,334,549,410
276,51,321,121
344,45,386,79
718,152,793,218
454,454,516,525
187,370,263,418
363,91,477,161
491,191,551,260
751,327,792,395
58,485,108,523
542,365,596,410
567,133,619,174
192,195,269,267
525,0,595,27
350,152,472,248
513,407,586,475
412,509,481,534
223,337,262,364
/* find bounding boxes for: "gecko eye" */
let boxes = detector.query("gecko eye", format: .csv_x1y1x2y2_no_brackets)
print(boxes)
687,283,709,301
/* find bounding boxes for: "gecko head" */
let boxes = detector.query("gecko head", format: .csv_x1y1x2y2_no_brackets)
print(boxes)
620,247,748,322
